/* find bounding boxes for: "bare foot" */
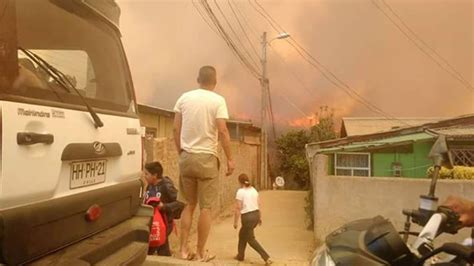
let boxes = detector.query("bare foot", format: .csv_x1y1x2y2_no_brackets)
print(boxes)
197,250,216,262
179,250,195,260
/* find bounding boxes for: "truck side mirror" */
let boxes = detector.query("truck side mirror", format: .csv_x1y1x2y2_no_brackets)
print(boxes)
428,135,454,169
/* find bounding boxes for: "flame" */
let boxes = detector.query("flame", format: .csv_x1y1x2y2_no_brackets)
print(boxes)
288,116,317,128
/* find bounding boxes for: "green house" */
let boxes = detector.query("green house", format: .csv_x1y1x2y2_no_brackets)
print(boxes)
306,115,474,178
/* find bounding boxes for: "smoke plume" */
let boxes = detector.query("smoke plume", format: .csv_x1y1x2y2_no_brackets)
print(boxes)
117,0,474,134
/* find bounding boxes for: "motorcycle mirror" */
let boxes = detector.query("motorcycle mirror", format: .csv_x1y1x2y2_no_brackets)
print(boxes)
428,135,454,169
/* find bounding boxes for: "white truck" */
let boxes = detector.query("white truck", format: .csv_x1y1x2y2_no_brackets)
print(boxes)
0,0,151,264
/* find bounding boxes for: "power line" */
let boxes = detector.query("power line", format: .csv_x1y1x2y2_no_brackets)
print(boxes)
248,0,410,124
232,1,262,43
194,0,311,134
235,0,316,134
252,0,282,32
236,0,320,132
372,0,474,92
227,0,261,61
287,39,401,120
198,0,261,79
212,0,261,72
230,0,280,137
231,0,316,134
268,44,318,99
236,0,413,125
191,0,222,37
277,93,310,117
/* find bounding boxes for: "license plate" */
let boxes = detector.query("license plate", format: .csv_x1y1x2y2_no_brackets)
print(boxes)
70,160,106,189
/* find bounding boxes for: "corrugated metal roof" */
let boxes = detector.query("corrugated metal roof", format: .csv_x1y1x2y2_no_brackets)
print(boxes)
309,114,474,150
434,126,474,137
138,104,175,117
317,132,434,153
340,117,446,137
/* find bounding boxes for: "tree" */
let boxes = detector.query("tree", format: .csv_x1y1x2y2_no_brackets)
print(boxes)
309,112,337,142
276,129,311,189
275,109,337,189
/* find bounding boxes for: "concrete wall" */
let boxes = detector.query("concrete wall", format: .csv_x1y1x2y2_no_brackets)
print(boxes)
310,154,474,246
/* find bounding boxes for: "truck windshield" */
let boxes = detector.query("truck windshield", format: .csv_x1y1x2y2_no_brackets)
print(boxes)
12,0,134,114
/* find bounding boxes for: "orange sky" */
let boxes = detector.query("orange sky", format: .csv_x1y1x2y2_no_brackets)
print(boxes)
116,0,474,133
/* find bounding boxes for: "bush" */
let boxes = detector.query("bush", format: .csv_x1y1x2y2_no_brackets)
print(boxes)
276,114,337,189
304,189,314,230
427,166,474,180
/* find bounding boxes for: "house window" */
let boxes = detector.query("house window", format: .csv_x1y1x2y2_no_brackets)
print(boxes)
450,149,474,167
334,153,371,177
227,123,239,140
227,123,244,141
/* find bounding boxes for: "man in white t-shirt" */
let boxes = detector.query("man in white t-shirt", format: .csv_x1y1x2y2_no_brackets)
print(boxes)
173,65,235,261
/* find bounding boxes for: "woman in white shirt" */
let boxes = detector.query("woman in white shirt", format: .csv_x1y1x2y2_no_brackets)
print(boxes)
233,174,272,264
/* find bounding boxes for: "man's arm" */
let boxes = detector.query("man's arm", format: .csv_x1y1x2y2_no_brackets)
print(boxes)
173,113,182,153
233,199,242,229
216,118,235,176
258,195,262,225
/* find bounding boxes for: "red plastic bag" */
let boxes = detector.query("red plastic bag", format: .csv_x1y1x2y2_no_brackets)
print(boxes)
147,197,167,248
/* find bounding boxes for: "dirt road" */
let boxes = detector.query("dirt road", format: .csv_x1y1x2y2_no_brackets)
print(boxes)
144,190,314,265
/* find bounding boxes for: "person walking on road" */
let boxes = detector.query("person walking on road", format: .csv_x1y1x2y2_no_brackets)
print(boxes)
233,173,273,265
173,65,235,262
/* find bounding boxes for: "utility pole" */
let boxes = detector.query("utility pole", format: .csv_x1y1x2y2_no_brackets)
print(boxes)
260,31,290,189
260,32,268,189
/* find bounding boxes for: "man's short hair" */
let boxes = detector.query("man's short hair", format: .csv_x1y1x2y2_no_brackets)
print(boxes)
197,66,216,86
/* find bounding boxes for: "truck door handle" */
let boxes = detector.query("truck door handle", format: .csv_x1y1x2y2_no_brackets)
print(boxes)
17,132,54,145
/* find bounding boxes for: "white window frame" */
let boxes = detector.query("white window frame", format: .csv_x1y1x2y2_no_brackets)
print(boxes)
334,152,371,177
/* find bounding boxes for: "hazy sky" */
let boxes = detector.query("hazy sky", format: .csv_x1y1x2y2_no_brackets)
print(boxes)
116,0,474,132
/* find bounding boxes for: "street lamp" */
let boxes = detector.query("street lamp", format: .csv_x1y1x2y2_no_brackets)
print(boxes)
260,31,290,189
272,32,291,41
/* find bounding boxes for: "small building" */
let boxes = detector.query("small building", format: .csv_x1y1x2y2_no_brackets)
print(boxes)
138,103,265,188
138,104,174,139
138,103,261,143
307,115,474,178
226,119,262,144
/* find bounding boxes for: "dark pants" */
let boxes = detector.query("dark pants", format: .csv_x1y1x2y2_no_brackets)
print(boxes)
148,219,173,256
237,210,270,261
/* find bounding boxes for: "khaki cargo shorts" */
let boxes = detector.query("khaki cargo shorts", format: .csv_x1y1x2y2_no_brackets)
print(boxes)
178,151,219,209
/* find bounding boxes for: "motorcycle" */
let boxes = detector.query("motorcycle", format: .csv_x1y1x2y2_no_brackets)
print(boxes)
311,135,474,266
